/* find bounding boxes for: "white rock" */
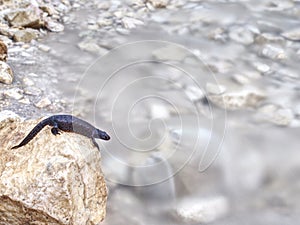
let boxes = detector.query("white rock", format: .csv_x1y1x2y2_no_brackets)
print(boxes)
121,17,144,29
176,196,229,223
0,61,13,84
206,83,226,95
3,88,23,100
22,77,34,86
184,85,205,102
78,40,108,55
35,97,51,108
252,62,270,73
261,44,286,60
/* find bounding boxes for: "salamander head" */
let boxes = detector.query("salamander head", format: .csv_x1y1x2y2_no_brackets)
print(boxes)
95,129,110,141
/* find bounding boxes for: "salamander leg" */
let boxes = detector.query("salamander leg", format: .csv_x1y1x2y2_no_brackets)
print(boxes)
51,123,61,136
92,138,99,150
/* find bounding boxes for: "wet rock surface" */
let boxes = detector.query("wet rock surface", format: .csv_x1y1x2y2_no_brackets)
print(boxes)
0,112,107,225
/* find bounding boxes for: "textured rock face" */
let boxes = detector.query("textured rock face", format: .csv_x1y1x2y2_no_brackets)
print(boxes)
0,113,107,225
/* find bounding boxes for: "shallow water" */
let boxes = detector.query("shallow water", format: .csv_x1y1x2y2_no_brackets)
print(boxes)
39,1,300,224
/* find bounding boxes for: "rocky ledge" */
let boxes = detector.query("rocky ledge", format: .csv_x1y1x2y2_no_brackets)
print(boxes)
0,111,107,225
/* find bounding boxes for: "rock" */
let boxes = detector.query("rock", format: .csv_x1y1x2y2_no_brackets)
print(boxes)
0,40,7,61
208,89,265,110
97,18,113,27
35,97,51,108
3,88,23,100
252,62,271,74
0,61,13,84
146,0,169,8
257,104,294,126
77,40,108,55
121,17,144,29
0,117,107,224
281,28,300,41
184,85,205,102
5,8,43,28
229,26,255,45
39,4,58,16
0,110,21,127
261,44,286,60
24,86,42,96
176,196,229,223
13,28,39,43
206,83,226,95
22,77,34,86
44,19,64,32
38,44,51,52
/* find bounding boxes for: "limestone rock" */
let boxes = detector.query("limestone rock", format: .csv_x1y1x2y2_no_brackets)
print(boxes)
0,116,107,225
0,61,13,84
5,8,43,28
0,40,7,61
13,28,39,43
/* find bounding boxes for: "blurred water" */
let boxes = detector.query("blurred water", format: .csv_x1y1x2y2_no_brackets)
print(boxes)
43,1,300,224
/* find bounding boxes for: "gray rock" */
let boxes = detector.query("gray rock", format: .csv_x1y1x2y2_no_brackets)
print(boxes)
77,40,109,55
0,61,13,84
13,28,39,43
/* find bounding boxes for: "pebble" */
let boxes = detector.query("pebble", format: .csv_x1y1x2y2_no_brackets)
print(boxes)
152,45,188,61
24,86,42,96
44,19,64,32
176,196,229,223
22,77,34,86
206,83,226,95
229,26,255,45
35,97,51,108
97,18,113,27
121,17,144,29
252,62,271,74
3,88,23,100
281,28,300,41
261,44,286,60
19,97,30,104
208,88,265,110
77,40,108,55
13,28,39,43
0,61,13,84
232,74,251,85
184,85,205,102
147,0,169,8
38,44,51,52
0,40,7,61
